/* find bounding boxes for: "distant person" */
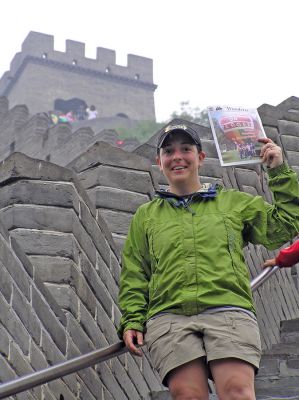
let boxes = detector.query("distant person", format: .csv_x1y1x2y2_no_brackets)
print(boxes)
264,237,299,268
86,105,98,120
76,105,87,120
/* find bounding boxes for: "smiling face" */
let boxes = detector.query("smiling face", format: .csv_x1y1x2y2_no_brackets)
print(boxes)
156,131,205,195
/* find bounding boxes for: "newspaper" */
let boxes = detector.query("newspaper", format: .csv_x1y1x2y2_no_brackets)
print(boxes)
207,105,267,167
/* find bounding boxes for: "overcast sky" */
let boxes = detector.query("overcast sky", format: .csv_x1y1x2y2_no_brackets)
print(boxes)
0,0,298,122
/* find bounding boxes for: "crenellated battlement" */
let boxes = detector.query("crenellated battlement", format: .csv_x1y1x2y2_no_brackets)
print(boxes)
9,31,154,82
0,31,157,120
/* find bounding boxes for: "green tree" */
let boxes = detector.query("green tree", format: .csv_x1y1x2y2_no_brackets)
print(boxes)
117,102,209,142
118,120,164,142
171,101,210,127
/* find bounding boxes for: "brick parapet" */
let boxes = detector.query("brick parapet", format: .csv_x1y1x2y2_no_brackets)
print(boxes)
67,141,159,251
0,152,162,398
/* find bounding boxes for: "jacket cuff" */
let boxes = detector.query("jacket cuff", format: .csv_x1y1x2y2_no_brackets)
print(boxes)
118,322,145,339
267,162,289,178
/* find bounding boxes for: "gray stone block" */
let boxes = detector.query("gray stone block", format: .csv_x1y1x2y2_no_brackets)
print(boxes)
111,233,126,254
12,283,41,345
278,120,299,136
0,356,17,383
281,134,299,152
96,303,119,345
0,152,74,186
99,208,133,236
96,361,128,400
285,150,299,166
28,255,74,284
0,237,31,301
79,302,108,348
199,158,223,178
32,286,66,354
45,285,73,311
0,180,80,212
0,292,30,355
0,204,74,233
113,303,122,328
110,252,121,283
142,356,163,392
71,217,97,266
258,356,280,377
47,379,77,400
9,340,35,377
0,263,12,302
234,169,264,196
68,141,153,173
80,252,113,317
10,229,76,259
255,375,299,396
110,357,141,399
96,252,119,304
78,164,155,195
0,324,10,358
89,186,149,213
126,354,151,397
75,274,97,318
66,313,94,354
80,199,116,263
41,385,58,400
29,339,48,371
77,379,98,400
40,329,65,366
77,366,103,399
33,272,67,327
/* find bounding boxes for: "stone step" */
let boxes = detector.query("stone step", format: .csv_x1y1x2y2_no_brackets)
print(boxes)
264,342,299,356
255,375,299,397
281,318,299,344
151,390,299,399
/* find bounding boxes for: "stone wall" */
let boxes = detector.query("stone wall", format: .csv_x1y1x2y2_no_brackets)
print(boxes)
0,153,162,399
0,32,157,121
0,97,142,167
67,141,159,252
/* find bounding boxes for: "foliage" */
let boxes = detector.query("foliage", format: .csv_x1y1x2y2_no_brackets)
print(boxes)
171,101,210,127
118,120,164,142
117,101,209,142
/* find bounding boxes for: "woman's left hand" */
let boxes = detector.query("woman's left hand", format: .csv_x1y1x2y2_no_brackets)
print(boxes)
258,138,283,169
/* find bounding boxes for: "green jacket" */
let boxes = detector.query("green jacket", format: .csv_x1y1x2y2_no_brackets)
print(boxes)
118,163,299,337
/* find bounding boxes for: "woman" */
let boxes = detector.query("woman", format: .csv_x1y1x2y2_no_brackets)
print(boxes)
118,123,299,400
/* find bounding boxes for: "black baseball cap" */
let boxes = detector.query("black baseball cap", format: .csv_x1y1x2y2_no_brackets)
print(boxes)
157,124,202,154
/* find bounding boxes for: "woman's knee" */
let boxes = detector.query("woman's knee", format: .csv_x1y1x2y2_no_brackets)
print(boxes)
221,377,254,400
170,385,208,400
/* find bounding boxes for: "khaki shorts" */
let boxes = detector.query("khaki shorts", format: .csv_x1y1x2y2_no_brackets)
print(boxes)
144,311,261,385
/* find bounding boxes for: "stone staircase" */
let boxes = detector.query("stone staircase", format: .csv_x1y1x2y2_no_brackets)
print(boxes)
255,318,299,398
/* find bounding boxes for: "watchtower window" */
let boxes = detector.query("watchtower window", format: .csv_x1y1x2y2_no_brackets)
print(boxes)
42,53,48,59
46,154,51,161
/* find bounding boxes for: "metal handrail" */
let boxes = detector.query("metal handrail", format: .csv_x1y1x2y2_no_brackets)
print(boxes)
250,265,279,291
0,265,280,399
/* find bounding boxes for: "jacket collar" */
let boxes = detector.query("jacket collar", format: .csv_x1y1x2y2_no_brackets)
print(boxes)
155,183,219,201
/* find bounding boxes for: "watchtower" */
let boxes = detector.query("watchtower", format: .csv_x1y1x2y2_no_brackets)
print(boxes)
0,31,157,121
